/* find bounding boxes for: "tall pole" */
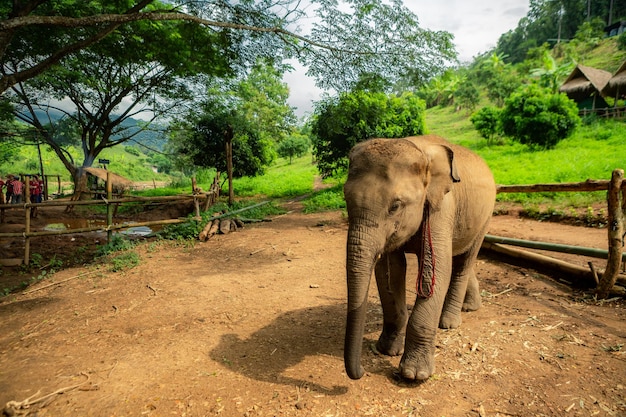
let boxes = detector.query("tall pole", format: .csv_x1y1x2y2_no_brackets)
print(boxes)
36,133,46,200
224,125,234,206
106,171,113,243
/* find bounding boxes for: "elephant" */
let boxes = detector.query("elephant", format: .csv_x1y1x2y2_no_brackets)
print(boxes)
343,134,496,381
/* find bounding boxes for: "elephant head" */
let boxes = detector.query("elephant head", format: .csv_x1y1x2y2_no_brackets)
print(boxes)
343,137,459,380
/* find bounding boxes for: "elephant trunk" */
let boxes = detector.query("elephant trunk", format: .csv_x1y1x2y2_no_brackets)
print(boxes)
344,218,380,380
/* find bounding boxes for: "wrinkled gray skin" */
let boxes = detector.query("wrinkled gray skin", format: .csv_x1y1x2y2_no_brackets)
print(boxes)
343,135,496,381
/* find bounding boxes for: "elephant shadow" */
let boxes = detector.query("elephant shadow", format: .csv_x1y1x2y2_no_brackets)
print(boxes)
209,302,384,395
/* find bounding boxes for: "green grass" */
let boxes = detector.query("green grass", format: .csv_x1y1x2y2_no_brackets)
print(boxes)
302,183,346,213
233,156,318,198
425,107,625,207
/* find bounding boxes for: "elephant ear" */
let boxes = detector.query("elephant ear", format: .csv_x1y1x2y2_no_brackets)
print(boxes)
424,144,460,211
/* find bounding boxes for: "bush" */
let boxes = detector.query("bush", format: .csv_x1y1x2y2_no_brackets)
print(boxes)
500,85,580,149
311,91,425,177
470,106,501,144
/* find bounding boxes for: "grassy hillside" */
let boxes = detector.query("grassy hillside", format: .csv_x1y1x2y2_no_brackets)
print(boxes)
425,106,625,183
0,144,170,183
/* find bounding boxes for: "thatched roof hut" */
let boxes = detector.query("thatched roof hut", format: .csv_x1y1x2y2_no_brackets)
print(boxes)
82,167,133,194
83,167,133,188
559,64,611,109
601,61,626,101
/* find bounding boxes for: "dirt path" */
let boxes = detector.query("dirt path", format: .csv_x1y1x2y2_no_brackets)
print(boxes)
0,203,625,416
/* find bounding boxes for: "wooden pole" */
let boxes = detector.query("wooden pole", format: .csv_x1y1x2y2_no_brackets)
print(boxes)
597,169,625,298
482,241,626,288
224,126,234,206
483,234,626,261
24,176,31,266
106,171,113,243
496,180,626,194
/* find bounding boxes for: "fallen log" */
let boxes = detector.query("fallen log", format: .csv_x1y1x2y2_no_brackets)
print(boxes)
198,220,215,241
481,241,626,288
207,219,220,238
219,219,232,235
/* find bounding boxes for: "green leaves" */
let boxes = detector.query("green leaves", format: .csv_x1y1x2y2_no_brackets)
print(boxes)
500,85,580,149
304,0,456,93
311,90,425,177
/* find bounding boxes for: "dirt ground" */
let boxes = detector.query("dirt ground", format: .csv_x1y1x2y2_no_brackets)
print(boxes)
0,199,625,417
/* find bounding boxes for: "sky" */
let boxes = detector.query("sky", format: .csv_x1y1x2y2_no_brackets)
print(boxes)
283,0,531,118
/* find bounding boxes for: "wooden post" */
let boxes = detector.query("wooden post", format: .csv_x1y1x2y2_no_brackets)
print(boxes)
24,176,31,266
106,171,113,244
224,126,234,206
597,169,624,298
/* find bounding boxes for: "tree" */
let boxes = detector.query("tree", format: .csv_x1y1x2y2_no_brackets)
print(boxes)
1,0,457,96
529,49,573,93
277,134,310,164
172,103,270,178
495,0,626,64
470,106,501,145
8,14,227,189
168,62,294,182
473,53,522,107
500,85,580,149
454,81,480,113
236,61,297,146
304,0,456,93
418,70,463,108
311,91,426,177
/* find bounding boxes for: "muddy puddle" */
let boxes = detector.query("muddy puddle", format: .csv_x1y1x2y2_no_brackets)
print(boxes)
43,220,159,236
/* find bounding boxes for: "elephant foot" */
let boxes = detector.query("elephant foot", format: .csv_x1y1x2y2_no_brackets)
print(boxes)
462,299,482,311
376,331,405,356
439,311,461,329
399,351,435,381
462,295,482,312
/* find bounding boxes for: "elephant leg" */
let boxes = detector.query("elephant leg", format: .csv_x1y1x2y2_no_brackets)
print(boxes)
463,271,482,312
374,250,408,356
400,236,452,380
439,234,485,329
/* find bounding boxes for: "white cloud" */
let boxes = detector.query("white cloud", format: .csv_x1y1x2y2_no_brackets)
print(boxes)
284,0,530,117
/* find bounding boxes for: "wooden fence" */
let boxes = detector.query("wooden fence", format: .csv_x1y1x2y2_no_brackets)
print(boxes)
578,106,626,118
486,168,625,298
0,172,221,266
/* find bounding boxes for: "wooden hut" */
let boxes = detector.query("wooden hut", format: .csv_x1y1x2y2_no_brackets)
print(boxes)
559,64,611,110
601,61,626,102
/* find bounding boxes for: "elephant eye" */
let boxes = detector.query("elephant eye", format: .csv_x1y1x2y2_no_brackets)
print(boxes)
388,199,403,215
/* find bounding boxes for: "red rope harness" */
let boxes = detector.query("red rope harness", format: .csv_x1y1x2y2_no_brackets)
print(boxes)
416,205,436,298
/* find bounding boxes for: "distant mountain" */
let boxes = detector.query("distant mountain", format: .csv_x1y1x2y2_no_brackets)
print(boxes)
21,109,169,153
